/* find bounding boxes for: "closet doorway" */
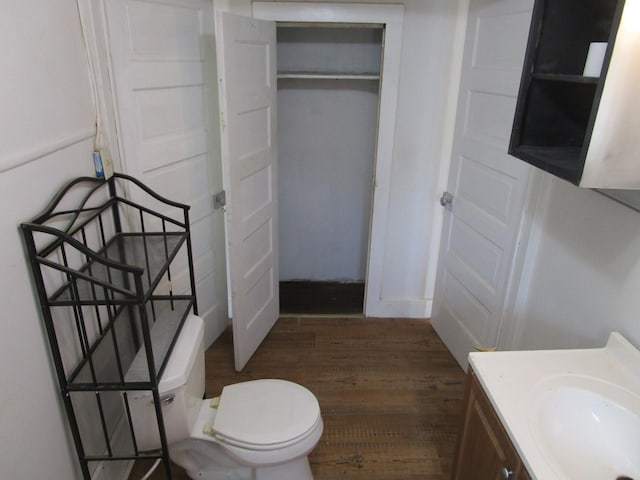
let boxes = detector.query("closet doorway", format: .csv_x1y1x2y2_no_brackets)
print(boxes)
276,24,383,315
252,1,404,317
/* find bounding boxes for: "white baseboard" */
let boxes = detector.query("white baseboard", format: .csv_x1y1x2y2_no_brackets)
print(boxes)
365,298,432,319
90,415,134,480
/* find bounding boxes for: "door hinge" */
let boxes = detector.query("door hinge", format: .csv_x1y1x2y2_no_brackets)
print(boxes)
213,190,226,209
219,104,226,131
473,345,497,352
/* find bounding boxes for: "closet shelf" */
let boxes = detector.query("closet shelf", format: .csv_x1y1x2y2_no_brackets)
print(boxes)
277,71,380,80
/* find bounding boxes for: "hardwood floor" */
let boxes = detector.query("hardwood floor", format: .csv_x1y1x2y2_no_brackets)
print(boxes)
129,317,466,480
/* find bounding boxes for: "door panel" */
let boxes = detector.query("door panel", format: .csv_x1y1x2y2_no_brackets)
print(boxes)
432,0,534,369
449,220,501,291
216,12,279,371
104,0,228,347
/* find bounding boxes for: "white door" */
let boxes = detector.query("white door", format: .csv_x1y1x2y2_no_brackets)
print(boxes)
216,13,279,371
104,0,229,347
431,0,534,369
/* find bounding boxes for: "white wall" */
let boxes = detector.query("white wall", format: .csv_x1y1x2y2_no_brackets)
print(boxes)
513,174,640,351
278,80,378,281
276,27,381,281
0,1,95,172
377,0,464,313
0,1,97,478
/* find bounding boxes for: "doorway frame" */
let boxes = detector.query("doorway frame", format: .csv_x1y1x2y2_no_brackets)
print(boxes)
252,2,404,317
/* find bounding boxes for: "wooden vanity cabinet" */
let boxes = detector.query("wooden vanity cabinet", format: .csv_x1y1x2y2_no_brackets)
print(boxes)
452,369,531,480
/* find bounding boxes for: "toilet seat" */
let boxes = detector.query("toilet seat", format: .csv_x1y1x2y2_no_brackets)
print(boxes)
212,379,321,451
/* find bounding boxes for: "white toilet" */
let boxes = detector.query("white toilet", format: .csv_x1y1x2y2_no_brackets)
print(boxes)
127,314,323,480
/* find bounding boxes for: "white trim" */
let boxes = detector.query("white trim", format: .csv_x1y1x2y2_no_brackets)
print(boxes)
423,0,470,305
501,171,553,351
76,0,124,174
252,2,404,318
367,298,432,319
90,414,134,480
253,2,404,24
0,127,96,174
497,168,544,351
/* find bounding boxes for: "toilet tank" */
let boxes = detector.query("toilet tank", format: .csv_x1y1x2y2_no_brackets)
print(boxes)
126,314,205,451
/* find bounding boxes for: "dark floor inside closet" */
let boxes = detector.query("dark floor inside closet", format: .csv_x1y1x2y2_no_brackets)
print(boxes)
279,281,365,315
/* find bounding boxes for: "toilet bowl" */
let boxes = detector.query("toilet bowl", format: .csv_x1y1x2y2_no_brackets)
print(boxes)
127,314,323,480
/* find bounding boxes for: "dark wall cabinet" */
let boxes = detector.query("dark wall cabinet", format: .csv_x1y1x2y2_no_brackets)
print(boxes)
510,0,640,189
452,370,532,480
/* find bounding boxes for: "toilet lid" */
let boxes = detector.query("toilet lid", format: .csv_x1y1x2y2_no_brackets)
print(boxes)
212,379,320,449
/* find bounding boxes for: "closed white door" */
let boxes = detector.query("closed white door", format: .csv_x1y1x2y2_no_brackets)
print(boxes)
216,12,279,371
431,0,534,369
104,0,228,347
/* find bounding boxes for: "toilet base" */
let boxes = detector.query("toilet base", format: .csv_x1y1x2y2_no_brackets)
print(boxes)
180,457,313,480
254,456,313,480
170,440,315,480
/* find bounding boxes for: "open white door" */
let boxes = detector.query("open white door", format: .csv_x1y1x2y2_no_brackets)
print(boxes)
216,12,279,371
431,0,534,369
104,0,229,348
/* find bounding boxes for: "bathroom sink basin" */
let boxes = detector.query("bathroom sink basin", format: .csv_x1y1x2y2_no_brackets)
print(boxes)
530,375,640,480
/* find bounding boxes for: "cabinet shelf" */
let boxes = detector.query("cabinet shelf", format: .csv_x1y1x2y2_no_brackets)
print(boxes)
531,72,600,84
510,145,583,183
21,173,197,479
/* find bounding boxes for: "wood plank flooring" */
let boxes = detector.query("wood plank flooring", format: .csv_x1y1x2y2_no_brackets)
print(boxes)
129,317,466,480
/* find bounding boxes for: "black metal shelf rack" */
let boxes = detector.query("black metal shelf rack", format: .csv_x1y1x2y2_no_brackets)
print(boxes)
21,173,197,480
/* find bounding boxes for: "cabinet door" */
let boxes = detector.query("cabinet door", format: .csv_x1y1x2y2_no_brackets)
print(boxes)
581,0,640,188
453,373,524,480
519,467,533,480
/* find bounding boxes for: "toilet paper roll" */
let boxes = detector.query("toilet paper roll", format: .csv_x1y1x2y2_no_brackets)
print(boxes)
583,42,608,77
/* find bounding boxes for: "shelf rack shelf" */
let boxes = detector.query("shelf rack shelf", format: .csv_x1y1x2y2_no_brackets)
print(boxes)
21,173,197,480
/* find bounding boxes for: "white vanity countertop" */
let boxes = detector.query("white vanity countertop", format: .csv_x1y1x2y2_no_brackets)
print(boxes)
468,332,640,480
